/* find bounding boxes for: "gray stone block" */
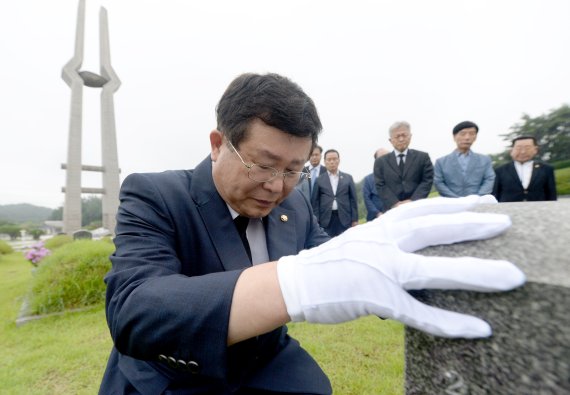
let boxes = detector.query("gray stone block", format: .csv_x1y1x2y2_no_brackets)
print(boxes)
405,201,570,395
73,229,92,240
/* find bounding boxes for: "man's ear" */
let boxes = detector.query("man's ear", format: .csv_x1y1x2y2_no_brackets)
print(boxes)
210,130,223,161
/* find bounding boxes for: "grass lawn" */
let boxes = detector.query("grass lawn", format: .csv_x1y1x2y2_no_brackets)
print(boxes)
0,252,404,394
555,166,570,195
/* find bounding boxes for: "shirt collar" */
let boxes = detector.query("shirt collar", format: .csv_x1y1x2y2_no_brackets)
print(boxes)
454,149,472,157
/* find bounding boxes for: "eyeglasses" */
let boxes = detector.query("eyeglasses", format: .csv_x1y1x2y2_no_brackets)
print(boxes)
227,139,310,186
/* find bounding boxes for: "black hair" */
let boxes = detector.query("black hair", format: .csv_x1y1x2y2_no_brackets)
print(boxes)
216,73,322,148
452,121,479,135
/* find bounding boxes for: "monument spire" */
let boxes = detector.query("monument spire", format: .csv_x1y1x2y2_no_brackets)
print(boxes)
62,0,121,235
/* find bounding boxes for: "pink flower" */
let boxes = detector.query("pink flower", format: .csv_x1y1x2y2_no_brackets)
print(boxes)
23,242,51,266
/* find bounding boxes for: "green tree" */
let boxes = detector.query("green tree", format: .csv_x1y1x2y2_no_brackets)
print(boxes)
81,195,102,227
50,206,63,220
493,104,570,166
0,224,21,240
28,229,45,240
49,196,103,227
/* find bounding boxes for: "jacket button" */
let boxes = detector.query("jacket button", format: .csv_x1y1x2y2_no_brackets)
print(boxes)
167,356,177,368
158,354,168,363
187,360,200,374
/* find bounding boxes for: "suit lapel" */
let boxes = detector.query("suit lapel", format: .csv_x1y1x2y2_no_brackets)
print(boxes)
464,152,476,174
191,157,252,271
527,162,543,189
402,150,415,177
506,162,524,188
387,153,400,176
320,171,333,194
265,207,298,261
337,171,347,195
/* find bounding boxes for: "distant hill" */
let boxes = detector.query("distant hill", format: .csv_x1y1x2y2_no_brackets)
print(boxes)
0,204,53,224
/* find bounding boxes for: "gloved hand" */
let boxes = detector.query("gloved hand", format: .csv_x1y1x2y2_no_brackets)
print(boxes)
277,195,526,338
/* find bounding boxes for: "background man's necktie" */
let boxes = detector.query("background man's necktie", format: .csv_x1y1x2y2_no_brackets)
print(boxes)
398,153,405,175
311,167,318,190
233,215,252,263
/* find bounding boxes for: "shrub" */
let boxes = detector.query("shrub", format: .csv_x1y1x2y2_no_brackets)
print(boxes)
28,229,45,241
552,159,570,170
44,234,73,250
0,240,13,255
28,239,115,315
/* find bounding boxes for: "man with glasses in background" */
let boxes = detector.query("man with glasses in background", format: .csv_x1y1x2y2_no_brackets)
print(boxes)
374,121,434,211
493,136,557,202
100,73,526,394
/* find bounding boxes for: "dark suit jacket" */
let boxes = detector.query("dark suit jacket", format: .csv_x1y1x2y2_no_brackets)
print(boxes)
311,170,358,228
296,164,326,202
362,173,384,221
373,149,434,210
99,157,332,395
492,161,557,202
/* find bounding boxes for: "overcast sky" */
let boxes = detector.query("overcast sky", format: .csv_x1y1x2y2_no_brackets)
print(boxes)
2,0,569,209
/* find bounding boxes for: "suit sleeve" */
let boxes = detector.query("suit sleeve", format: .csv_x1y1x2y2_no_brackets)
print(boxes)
410,153,434,200
545,165,558,200
374,157,399,210
478,156,496,196
348,175,358,222
433,158,458,198
362,176,380,218
311,180,320,219
105,173,240,381
492,167,503,201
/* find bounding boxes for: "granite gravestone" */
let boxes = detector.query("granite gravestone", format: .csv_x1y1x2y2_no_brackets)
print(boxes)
73,229,93,240
406,201,569,394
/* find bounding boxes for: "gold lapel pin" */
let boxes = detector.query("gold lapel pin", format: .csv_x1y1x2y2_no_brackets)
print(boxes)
280,214,288,222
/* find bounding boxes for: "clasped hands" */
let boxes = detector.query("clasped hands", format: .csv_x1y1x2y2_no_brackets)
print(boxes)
277,195,526,338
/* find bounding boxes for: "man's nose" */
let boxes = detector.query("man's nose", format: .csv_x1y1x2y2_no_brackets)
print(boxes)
263,176,285,192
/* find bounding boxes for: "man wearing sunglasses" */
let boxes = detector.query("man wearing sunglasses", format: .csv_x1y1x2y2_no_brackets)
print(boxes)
100,73,525,394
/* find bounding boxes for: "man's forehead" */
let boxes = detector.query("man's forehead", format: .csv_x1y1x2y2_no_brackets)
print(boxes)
392,127,410,134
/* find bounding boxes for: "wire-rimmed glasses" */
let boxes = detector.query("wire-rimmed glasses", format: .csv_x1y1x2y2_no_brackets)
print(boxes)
227,139,310,186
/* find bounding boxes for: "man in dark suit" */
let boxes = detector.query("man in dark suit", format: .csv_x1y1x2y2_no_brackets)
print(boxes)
374,121,434,211
100,73,526,395
100,73,333,394
493,136,557,202
362,147,390,221
295,144,326,202
312,149,358,236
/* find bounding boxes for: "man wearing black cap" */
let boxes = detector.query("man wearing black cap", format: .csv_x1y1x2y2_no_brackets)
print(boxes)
434,121,495,197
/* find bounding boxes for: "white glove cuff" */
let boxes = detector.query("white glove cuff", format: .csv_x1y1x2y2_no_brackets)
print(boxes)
276,255,306,322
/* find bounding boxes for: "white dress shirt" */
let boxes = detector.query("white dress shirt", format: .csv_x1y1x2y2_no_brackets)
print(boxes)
514,160,533,189
328,171,340,210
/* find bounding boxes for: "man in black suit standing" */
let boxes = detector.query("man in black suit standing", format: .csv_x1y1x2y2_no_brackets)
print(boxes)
493,136,557,202
296,145,326,201
374,121,434,211
312,149,358,236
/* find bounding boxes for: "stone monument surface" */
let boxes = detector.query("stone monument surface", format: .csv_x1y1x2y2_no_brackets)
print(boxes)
405,200,569,394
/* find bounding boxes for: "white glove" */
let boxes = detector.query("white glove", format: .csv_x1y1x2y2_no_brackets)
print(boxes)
277,195,526,338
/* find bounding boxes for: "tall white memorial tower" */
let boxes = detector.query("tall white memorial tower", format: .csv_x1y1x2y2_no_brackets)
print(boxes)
61,0,121,234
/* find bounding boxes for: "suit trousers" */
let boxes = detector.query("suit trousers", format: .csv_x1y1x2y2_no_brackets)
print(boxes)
324,211,347,237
